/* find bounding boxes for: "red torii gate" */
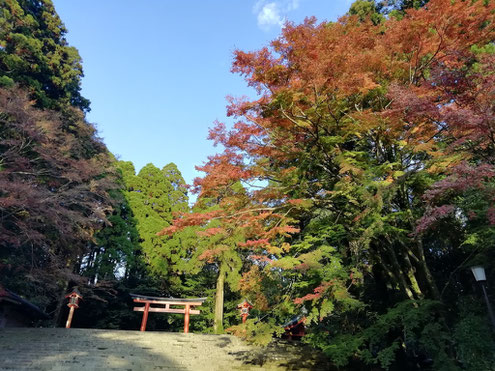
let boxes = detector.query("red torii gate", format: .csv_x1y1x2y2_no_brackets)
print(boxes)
131,294,206,333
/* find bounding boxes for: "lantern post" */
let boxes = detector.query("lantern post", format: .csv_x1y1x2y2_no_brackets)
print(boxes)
65,288,82,329
237,299,253,324
470,266,495,330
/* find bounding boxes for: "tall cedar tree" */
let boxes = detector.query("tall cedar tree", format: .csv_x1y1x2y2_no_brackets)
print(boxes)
0,0,90,111
120,161,191,294
79,170,141,285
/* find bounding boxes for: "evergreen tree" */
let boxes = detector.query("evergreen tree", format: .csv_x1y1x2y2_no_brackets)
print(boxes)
379,0,429,12
162,163,189,214
0,0,90,111
348,0,384,24
80,179,141,284
117,161,190,293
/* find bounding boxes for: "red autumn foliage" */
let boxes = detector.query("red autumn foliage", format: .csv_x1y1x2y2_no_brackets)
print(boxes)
157,210,223,236
0,88,113,249
248,255,273,263
294,282,334,304
0,87,115,295
238,239,270,248
198,246,229,263
161,0,495,307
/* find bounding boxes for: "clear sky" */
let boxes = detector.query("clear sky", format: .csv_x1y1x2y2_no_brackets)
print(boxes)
53,0,352,186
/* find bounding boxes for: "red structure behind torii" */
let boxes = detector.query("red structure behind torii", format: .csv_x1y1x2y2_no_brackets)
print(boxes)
131,294,206,333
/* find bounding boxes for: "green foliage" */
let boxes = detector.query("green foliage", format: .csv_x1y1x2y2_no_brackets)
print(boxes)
0,0,90,111
0,75,14,87
3,3,495,371
82,181,141,283
117,161,190,291
377,0,430,13
324,300,455,370
349,0,385,24
322,334,364,368
227,318,285,346
453,311,495,370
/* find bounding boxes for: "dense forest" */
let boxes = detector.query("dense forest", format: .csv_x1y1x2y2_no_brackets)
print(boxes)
1,0,495,369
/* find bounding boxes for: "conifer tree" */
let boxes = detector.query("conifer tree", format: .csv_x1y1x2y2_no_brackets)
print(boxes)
117,161,190,292
0,0,90,111
81,182,141,284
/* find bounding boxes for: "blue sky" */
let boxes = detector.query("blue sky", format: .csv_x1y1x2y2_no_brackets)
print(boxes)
53,0,352,186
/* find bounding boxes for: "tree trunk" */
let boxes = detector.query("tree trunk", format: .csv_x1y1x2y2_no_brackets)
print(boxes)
406,218,441,300
52,278,69,327
382,244,415,300
400,248,424,299
413,239,441,300
213,264,226,334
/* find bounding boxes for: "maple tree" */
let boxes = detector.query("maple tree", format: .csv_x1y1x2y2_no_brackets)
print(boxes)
0,0,193,333
162,0,495,367
0,87,114,315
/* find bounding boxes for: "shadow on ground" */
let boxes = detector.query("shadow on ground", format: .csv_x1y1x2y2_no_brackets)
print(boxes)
0,328,336,370
0,328,182,370
226,339,336,371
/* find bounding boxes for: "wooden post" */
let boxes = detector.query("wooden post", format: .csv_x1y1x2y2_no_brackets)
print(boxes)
65,306,75,328
184,304,190,333
140,302,150,332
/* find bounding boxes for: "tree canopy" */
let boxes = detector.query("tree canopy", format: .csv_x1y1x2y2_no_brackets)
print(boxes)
0,0,90,111
162,0,495,368
2,0,495,368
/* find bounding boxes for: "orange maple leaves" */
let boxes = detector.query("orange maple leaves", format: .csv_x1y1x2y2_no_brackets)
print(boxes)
159,0,495,306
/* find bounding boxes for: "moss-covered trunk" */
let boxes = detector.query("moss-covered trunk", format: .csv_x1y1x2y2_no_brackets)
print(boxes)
213,264,226,334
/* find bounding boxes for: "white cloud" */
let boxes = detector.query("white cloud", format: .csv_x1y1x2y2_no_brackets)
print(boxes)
253,0,302,31
256,2,284,29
